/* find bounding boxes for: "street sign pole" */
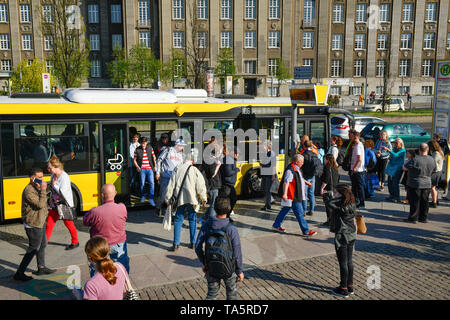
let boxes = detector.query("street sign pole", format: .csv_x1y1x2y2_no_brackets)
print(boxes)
291,103,298,162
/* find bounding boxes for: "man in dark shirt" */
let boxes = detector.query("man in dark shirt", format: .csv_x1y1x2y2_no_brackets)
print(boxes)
403,143,436,223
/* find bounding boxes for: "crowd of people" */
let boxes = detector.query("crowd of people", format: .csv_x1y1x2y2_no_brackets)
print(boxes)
14,128,449,300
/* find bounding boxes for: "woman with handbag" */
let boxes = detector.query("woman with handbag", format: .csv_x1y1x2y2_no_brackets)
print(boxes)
82,236,131,300
320,154,339,226
45,156,79,250
374,130,392,191
325,184,357,298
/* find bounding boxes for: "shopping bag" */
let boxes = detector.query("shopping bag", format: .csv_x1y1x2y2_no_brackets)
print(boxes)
270,178,280,194
355,214,367,234
163,204,172,231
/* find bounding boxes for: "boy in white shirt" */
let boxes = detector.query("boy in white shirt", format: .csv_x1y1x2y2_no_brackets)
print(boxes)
350,132,366,209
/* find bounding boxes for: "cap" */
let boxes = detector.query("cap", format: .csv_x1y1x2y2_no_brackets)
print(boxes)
175,139,187,146
161,133,169,139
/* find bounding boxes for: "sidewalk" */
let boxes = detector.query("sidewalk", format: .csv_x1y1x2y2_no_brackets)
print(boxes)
0,181,448,300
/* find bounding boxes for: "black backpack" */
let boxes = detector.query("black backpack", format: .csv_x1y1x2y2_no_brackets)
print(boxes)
336,148,346,166
205,223,236,279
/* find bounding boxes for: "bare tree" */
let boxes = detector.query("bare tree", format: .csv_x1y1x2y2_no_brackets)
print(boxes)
40,0,90,89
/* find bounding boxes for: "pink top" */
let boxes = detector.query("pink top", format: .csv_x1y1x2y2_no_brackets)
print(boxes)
83,201,127,245
83,262,127,300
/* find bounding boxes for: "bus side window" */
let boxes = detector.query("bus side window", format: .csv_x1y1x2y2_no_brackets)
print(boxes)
1,123,16,177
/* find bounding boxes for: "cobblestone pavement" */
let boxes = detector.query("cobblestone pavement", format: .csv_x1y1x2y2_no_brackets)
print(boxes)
139,232,450,300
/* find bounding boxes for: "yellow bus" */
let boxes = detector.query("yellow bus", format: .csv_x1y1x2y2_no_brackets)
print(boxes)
0,87,332,222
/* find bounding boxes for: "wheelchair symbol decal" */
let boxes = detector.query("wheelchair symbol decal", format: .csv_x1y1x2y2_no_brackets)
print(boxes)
108,153,124,170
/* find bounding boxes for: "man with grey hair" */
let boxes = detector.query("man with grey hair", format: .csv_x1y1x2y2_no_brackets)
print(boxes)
403,143,436,223
272,154,317,236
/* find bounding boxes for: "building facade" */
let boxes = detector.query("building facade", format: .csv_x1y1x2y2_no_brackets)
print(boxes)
0,0,449,96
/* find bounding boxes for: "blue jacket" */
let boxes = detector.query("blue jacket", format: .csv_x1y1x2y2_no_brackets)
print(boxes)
374,139,392,159
220,155,239,186
385,148,406,176
364,148,377,168
195,215,243,275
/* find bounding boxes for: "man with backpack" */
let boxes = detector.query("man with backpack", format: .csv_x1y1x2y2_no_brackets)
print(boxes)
301,140,323,216
195,197,244,300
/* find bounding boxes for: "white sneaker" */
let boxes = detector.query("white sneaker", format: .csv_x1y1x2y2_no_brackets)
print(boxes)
230,210,235,216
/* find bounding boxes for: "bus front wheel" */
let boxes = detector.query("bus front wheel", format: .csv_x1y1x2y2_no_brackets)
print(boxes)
244,169,263,198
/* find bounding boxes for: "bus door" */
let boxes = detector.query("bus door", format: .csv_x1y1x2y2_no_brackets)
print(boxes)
0,153,3,221
99,122,130,205
178,120,203,163
287,119,305,158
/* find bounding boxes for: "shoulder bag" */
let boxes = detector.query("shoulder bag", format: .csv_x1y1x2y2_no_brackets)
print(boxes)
117,263,140,300
355,214,367,234
49,184,76,221
168,165,192,212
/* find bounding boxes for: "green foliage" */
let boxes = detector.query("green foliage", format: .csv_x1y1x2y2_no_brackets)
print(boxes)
215,48,238,79
107,48,130,88
11,58,56,92
128,45,161,88
276,59,292,82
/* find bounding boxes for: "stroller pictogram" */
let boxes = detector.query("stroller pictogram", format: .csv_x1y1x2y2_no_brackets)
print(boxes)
108,153,124,170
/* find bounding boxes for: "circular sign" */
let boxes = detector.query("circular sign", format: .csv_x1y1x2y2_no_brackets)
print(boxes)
44,74,49,79
440,64,450,77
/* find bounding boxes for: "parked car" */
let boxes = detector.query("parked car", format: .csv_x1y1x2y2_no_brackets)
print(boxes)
361,122,431,150
331,115,386,140
362,98,405,112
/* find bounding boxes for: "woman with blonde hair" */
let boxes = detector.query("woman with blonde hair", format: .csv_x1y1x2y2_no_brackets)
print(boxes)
83,236,128,300
374,130,392,191
45,155,79,250
428,140,444,208
384,138,406,203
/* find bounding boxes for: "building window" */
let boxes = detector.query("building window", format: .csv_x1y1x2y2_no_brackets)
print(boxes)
379,4,390,23
245,0,256,19
244,60,256,74
425,2,437,22
351,86,362,96
356,4,367,23
268,86,279,97
331,60,342,77
353,60,364,77
44,35,54,51
221,0,232,20
332,34,343,50
0,4,7,23
90,34,100,51
268,58,278,76
112,34,123,49
354,34,366,50
197,0,208,19
45,60,53,73
173,59,185,78
91,60,101,78
88,4,99,23
173,0,184,19
0,34,10,50
399,86,409,95
376,86,384,95
139,32,151,48
42,4,53,23
330,86,341,95
402,3,413,22
197,32,207,48
399,59,410,77
421,86,432,95
138,1,150,25
1,60,11,71
111,5,122,23
221,31,232,48
22,34,33,50
422,59,433,77
268,31,280,48
27,59,33,66
173,31,185,48
377,33,388,50
303,0,315,22
333,4,344,23
424,33,435,49
269,0,280,19
302,32,313,49
20,4,31,23
376,60,385,77
244,31,256,48
400,33,412,49
302,58,313,67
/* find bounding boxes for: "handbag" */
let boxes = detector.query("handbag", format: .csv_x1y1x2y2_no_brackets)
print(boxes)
117,263,140,300
355,214,367,234
50,184,76,221
270,177,280,194
168,165,192,212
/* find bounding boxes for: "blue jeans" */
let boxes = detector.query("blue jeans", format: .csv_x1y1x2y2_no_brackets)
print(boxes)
273,202,310,235
350,171,366,207
173,204,198,246
140,169,155,202
203,189,219,222
89,241,130,277
388,170,403,200
302,176,315,213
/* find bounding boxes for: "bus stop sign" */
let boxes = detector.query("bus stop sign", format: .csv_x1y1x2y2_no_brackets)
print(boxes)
294,66,313,80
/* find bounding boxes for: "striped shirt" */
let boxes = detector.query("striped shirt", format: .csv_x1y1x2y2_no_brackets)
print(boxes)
135,149,154,169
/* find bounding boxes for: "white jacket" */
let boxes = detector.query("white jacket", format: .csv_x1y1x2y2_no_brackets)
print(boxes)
164,162,207,210
51,171,74,207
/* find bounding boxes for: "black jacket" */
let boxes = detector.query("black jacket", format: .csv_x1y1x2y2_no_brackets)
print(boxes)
302,149,322,179
325,197,357,248
202,161,222,190
320,165,339,191
134,144,156,169
221,155,239,187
